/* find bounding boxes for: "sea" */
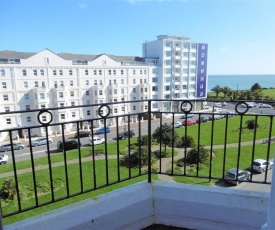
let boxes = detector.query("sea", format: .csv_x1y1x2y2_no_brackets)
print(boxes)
207,74,275,92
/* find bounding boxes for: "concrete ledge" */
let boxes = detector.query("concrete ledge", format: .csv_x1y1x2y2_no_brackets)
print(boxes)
153,182,269,230
4,181,269,230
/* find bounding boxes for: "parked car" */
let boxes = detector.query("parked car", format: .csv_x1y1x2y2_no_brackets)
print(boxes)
224,168,251,185
182,119,196,126
31,137,53,147
241,102,257,108
258,103,272,108
214,102,222,107
0,154,8,165
251,159,273,173
74,131,90,138
89,137,105,145
172,121,182,128
57,139,81,151
222,111,236,118
0,143,25,152
208,113,223,120
180,113,194,119
113,130,136,140
96,126,110,134
213,107,222,113
196,116,209,123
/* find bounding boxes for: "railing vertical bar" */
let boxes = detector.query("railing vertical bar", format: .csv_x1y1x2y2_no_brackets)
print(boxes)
147,100,152,183
127,113,131,179
159,111,162,174
75,123,84,193
196,114,201,177
45,126,55,201
103,118,109,185
115,117,121,181
8,131,21,212
138,114,142,176
250,115,259,182
222,115,229,179
27,128,39,206
89,121,97,189
171,114,175,175
61,124,70,196
235,115,244,183
208,115,215,180
264,116,273,182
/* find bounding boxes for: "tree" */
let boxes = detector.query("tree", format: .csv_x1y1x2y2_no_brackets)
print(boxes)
211,85,222,98
222,86,232,98
152,123,179,152
251,83,262,91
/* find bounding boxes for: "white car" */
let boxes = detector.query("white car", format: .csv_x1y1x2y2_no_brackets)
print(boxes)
31,137,53,147
251,159,273,173
0,154,8,165
258,103,272,108
89,137,105,146
214,102,222,107
172,121,182,128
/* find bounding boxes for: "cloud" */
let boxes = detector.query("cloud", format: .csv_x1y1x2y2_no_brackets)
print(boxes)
219,47,228,52
78,3,88,9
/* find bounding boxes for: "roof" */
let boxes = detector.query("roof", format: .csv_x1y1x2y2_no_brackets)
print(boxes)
0,50,146,63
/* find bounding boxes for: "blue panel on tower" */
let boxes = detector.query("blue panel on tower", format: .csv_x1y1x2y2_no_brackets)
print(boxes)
196,44,208,98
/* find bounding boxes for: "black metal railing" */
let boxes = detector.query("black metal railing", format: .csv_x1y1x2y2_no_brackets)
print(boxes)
0,99,274,219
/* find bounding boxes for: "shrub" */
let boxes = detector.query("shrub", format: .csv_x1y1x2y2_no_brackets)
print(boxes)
120,146,149,168
179,135,195,148
186,146,209,165
0,178,19,200
246,119,258,130
138,135,149,146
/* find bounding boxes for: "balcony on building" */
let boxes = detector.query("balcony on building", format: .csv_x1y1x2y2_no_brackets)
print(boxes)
0,99,274,230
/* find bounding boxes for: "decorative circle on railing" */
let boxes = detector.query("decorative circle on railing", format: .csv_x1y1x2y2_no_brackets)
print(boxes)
235,102,249,115
98,105,111,118
180,101,193,113
37,110,53,125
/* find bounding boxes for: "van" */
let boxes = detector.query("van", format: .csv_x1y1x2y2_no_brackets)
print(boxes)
57,139,81,151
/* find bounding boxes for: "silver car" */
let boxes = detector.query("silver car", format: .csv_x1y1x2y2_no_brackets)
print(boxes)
31,137,53,147
225,168,251,185
0,143,25,152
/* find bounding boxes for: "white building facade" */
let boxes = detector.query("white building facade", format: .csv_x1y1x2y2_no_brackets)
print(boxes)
0,35,207,141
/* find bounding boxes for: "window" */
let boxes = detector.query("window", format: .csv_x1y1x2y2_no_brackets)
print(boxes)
70,80,74,86
144,79,146,83
202,45,205,49
69,70,73,75
71,101,75,106
114,108,118,113
108,70,111,75
2,82,7,89
133,79,136,84
201,53,205,57
86,100,90,105
22,69,26,76
87,110,90,115
0,69,5,76
201,61,205,65
85,80,89,86
141,88,143,93
41,105,46,109
140,79,142,83
133,88,136,93
34,81,38,87
40,69,44,76
39,93,45,99
59,92,64,98
145,88,147,92
94,80,97,85
133,70,136,75
201,69,205,73
121,88,124,94
113,79,116,84
133,105,136,111
71,112,76,117
86,90,89,96
24,93,29,100
94,70,97,75
152,77,158,83
53,70,56,75
41,81,45,87
70,91,74,97
114,89,117,94
99,90,103,95
113,70,116,75
6,118,11,125
121,79,124,84
59,70,63,75
60,81,64,86
165,51,171,57
165,86,170,91
85,70,88,75
109,90,112,95
99,70,102,75
152,86,158,92
60,114,65,119
121,70,124,75
27,116,31,122
200,84,204,89
144,70,146,74
140,70,142,74
33,70,37,76
99,80,103,85
4,106,9,112
26,105,30,110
